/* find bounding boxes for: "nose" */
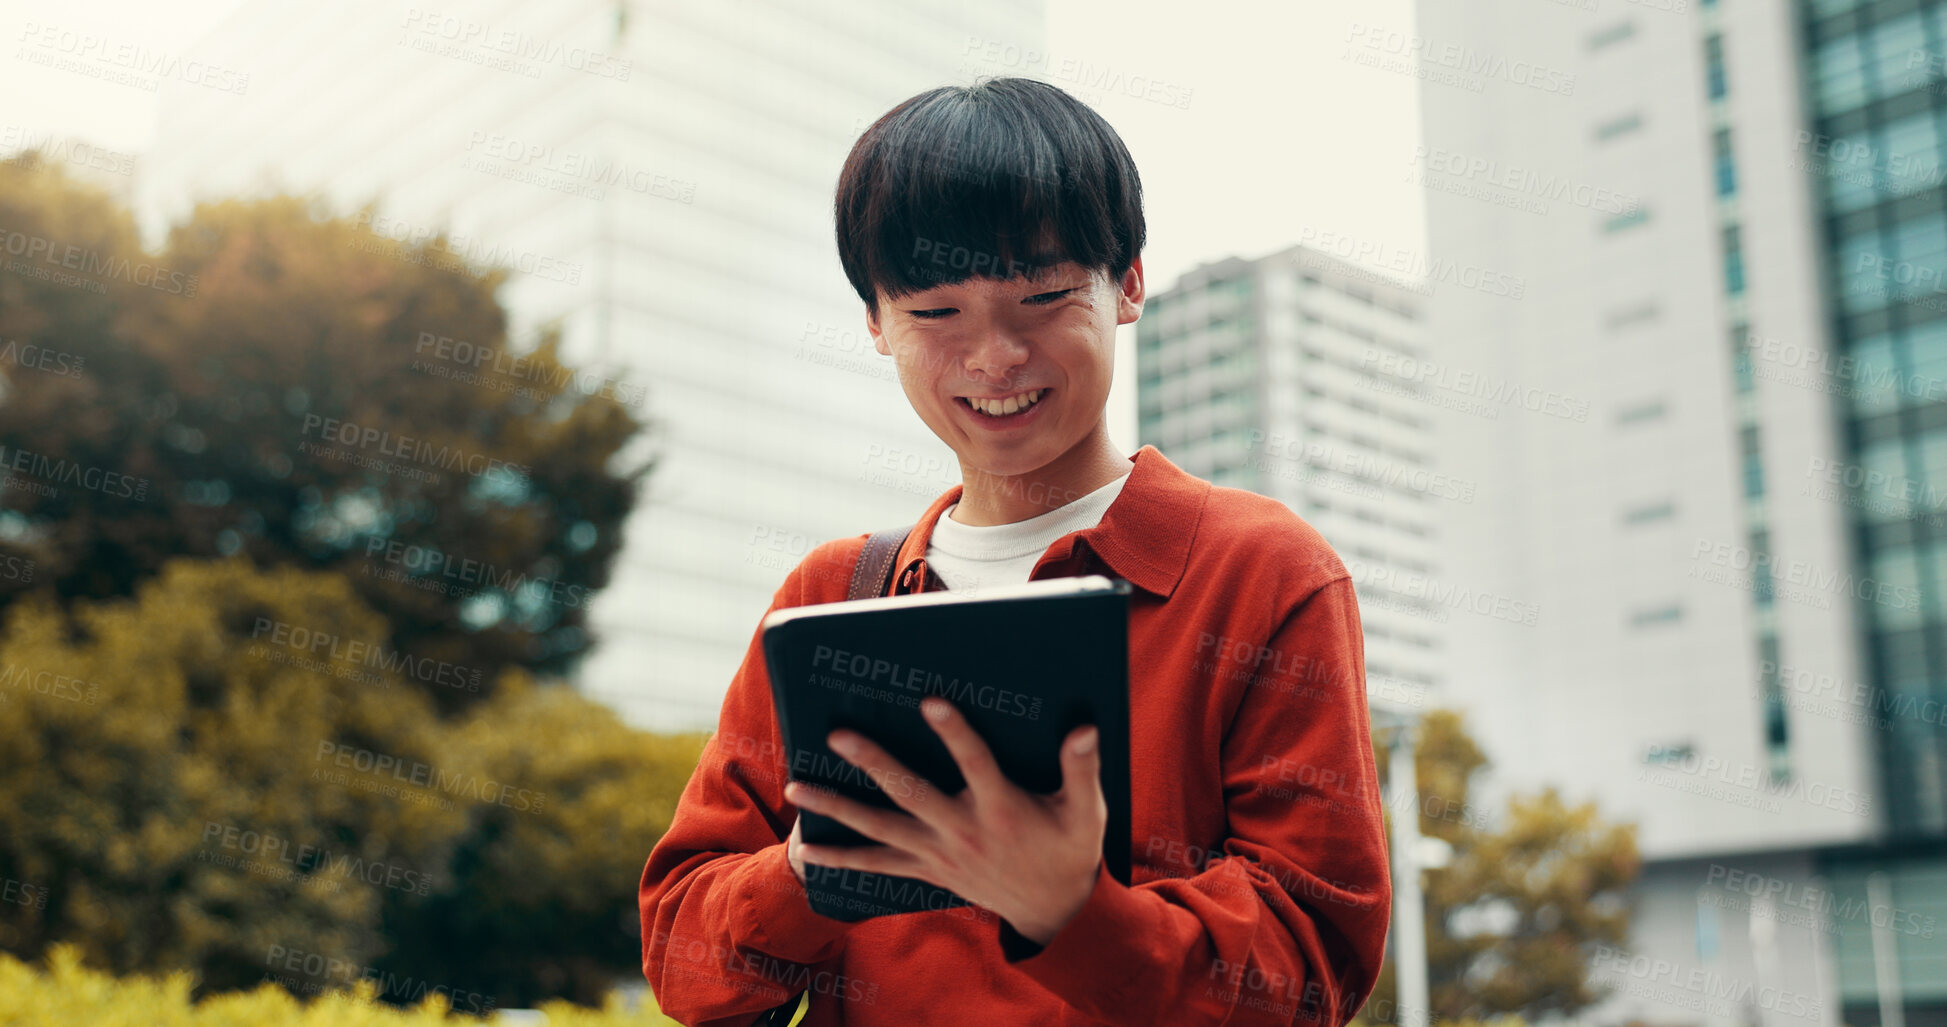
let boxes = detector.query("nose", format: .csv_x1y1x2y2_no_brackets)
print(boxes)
961,326,1031,386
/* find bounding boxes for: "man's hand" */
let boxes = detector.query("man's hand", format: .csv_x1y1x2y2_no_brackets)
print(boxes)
782,696,1106,946
786,815,809,885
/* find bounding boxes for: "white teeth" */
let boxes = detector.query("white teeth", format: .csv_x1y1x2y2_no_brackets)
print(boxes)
968,389,1042,416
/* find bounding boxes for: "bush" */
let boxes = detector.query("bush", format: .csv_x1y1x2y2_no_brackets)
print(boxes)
0,943,683,1025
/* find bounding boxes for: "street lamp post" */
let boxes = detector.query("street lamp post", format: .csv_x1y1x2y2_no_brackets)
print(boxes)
1374,703,1430,1027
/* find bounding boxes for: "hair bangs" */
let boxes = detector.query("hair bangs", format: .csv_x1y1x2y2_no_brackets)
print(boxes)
836,77,1145,313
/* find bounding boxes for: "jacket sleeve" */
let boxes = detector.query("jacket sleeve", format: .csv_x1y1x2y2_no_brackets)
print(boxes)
638,551,857,1026
996,574,1394,1027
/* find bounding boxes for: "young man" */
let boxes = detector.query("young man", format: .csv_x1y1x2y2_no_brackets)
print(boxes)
639,77,1392,1026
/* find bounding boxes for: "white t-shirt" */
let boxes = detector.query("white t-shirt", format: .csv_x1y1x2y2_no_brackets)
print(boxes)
924,468,1133,595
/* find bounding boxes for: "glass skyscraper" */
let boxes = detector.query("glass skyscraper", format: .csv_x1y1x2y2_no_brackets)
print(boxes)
1805,0,1947,838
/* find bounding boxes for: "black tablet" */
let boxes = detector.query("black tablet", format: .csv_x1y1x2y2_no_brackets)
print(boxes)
760,574,1133,921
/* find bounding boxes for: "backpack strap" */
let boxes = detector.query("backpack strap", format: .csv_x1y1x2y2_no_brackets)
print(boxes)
847,525,915,601
761,526,912,1027
763,530,907,1027
761,990,810,1026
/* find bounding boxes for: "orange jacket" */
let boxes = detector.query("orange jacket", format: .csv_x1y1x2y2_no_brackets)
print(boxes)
639,444,1393,1026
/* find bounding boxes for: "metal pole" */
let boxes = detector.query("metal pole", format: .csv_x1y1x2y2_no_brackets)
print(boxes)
1868,871,1904,1027
1388,721,1430,1027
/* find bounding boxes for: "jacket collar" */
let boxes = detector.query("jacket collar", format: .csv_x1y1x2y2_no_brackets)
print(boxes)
888,444,1210,599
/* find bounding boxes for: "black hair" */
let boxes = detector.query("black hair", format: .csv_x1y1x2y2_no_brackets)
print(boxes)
834,76,1145,315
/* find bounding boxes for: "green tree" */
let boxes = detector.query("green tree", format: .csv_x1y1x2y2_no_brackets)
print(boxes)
373,673,708,1007
0,152,649,713
0,557,467,993
0,556,710,1007
1365,710,1640,1024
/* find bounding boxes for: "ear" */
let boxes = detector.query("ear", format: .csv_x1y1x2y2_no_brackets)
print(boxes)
1115,256,1145,327
867,298,891,357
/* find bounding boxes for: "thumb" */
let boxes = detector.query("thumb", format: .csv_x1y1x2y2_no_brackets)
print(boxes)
1057,724,1103,813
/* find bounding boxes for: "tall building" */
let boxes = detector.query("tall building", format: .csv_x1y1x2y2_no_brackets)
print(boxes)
1136,244,1442,711
1408,0,1947,1023
135,0,1049,729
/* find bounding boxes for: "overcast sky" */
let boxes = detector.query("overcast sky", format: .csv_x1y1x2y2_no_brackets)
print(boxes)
1043,0,1428,291
2,0,1427,443
2,0,1425,285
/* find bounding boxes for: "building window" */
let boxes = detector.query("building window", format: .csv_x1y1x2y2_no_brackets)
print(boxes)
1741,425,1765,498
1588,21,1635,51
1630,605,1683,628
1757,633,1789,781
1749,528,1774,607
1603,206,1652,233
1813,35,1867,113
1714,127,1737,197
1723,223,1746,295
1705,34,1727,100
1869,13,1928,104
1645,742,1695,764
1623,502,1676,525
1731,322,1756,393
1616,400,1667,425
1596,112,1644,142
1605,301,1660,330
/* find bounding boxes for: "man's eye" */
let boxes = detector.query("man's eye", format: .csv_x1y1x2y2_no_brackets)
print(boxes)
1027,289,1075,305
908,308,955,319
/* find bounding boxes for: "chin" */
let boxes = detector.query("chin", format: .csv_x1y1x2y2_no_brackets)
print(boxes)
966,440,1061,475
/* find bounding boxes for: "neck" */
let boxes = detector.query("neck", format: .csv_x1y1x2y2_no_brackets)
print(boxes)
950,423,1130,526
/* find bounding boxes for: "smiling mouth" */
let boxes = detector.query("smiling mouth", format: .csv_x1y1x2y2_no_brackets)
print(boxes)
957,388,1047,418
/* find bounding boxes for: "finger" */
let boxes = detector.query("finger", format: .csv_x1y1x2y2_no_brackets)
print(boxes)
920,697,1007,797
786,780,929,850
1055,724,1104,818
826,730,944,822
798,841,931,881
786,817,807,881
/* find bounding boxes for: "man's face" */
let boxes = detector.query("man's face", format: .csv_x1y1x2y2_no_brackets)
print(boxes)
867,257,1144,478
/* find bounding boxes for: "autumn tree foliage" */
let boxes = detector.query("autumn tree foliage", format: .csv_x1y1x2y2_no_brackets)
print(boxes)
0,152,648,713
1362,710,1641,1024
0,152,706,1009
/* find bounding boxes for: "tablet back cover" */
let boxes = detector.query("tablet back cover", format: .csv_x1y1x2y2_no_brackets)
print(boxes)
761,575,1132,922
